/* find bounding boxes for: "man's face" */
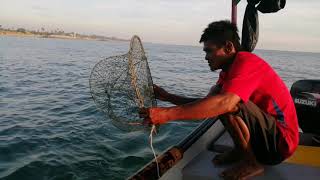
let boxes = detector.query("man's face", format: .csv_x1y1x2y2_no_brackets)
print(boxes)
203,41,230,71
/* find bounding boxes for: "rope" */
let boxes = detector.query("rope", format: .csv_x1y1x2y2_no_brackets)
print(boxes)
149,124,160,178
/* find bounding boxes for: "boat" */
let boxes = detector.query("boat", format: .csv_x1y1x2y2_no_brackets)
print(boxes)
128,79,320,180
128,1,320,179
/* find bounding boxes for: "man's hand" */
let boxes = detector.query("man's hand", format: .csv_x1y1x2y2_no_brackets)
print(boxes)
153,84,171,101
139,107,169,125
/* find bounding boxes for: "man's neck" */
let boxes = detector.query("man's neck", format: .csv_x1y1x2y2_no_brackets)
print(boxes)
221,52,237,72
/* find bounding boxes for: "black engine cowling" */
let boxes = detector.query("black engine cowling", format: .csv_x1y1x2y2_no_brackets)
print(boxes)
290,80,320,135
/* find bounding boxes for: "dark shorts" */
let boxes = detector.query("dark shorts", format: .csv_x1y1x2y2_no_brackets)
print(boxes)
230,101,285,165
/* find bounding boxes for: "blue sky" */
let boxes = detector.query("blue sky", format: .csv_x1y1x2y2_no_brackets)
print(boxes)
1,0,320,52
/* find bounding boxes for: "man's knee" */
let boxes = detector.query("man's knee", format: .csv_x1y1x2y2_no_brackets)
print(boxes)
219,113,233,126
219,103,242,124
219,112,244,128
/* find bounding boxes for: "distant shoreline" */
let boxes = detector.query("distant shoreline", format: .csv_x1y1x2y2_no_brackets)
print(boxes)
0,30,129,42
1,30,319,54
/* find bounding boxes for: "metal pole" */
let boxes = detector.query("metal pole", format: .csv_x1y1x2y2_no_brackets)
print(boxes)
232,0,237,25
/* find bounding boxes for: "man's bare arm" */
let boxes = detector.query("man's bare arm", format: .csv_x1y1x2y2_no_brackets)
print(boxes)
206,84,222,97
165,93,199,105
154,84,222,105
167,84,222,105
153,84,199,105
144,92,241,124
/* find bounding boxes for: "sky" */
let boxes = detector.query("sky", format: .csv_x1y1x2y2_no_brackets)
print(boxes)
1,0,320,52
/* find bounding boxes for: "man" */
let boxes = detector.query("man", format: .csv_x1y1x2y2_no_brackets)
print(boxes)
140,20,299,179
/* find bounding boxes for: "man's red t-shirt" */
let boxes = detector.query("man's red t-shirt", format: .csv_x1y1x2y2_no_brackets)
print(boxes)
217,52,299,159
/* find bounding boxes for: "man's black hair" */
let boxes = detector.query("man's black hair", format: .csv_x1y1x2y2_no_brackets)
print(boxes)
199,20,241,51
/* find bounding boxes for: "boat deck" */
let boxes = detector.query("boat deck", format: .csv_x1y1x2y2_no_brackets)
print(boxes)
182,132,320,180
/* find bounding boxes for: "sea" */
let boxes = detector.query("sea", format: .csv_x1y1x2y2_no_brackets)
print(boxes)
0,36,319,180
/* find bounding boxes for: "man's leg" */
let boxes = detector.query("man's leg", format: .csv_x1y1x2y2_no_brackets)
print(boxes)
212,113,250,165
213,101,283,179
217,114,264,179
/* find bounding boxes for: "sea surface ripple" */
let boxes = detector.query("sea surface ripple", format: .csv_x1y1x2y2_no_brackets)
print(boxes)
0,36,319,180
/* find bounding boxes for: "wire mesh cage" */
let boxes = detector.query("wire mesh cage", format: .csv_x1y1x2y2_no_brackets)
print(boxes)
90,35,156,131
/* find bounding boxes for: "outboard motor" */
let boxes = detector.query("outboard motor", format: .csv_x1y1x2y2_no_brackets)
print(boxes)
290,80,320,144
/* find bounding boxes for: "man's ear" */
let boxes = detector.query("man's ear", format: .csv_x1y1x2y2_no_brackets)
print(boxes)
224,41,235,54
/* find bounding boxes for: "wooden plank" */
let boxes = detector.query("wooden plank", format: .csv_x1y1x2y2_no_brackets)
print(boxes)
285,145,320,168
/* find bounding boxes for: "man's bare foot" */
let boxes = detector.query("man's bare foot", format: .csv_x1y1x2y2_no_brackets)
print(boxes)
212,149,243,165
220,159,264,180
